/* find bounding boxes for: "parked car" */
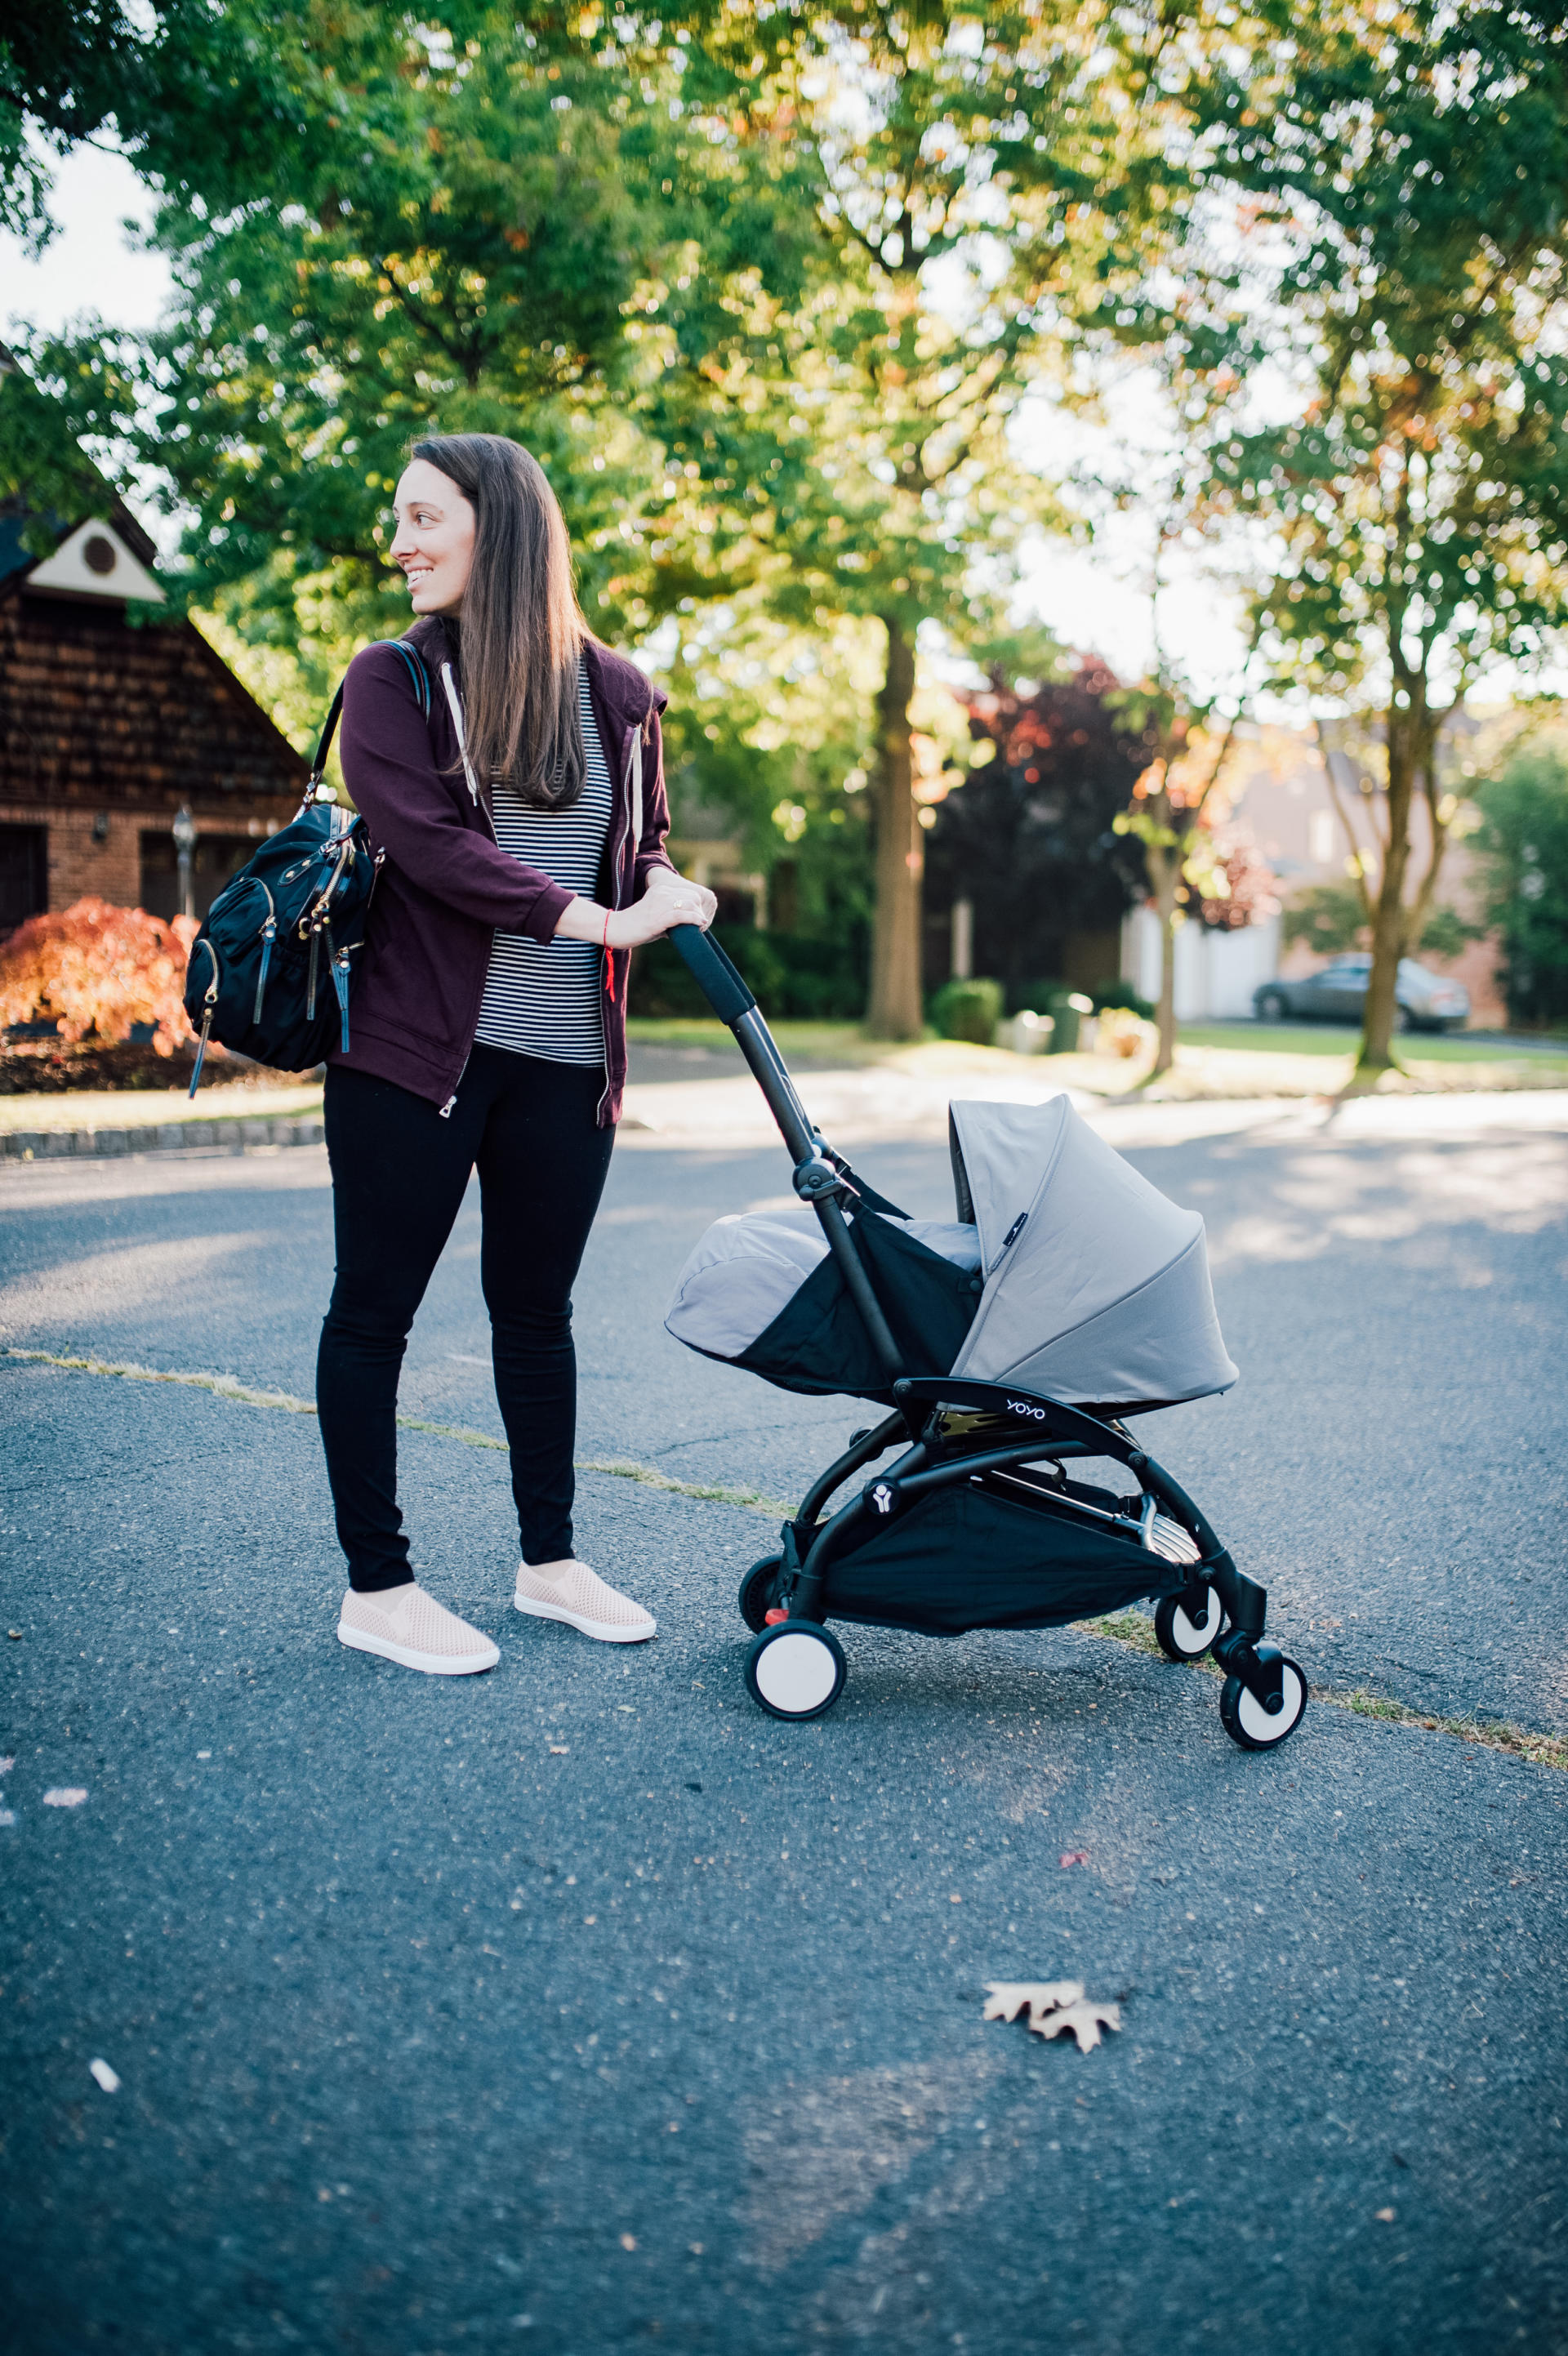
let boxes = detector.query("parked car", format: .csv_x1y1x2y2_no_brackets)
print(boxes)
1253,955,1470,1031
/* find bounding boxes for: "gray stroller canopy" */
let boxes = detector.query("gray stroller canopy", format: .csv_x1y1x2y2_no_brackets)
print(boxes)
947,1097,1236,1407
665,1092,1236,1411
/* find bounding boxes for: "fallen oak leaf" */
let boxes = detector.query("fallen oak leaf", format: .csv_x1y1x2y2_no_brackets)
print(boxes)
982,1981,1085,2025
1029,1998,1122,2053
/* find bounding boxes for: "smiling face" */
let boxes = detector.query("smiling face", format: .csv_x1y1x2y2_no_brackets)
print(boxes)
390,457,477,615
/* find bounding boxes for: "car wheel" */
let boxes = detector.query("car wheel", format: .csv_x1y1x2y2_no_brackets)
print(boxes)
1255,989,1289,1023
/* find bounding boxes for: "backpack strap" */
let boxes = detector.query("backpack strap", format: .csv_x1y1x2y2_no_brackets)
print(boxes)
305,636,433,792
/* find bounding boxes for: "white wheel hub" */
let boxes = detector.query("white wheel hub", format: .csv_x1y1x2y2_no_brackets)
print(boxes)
1171,1586,1220,1655
1236,1660,1305,1744
753,1629,839,1717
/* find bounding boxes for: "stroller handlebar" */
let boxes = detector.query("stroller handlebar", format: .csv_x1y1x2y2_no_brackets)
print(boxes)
668,924,756,1026
666,920,822,1169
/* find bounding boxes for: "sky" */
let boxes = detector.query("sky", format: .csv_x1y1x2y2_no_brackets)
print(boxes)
0,143,1255,693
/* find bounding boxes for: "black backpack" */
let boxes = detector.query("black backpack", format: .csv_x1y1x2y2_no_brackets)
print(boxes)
182,639,431,1093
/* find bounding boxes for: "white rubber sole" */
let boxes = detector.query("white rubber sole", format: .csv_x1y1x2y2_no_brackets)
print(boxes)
337,1620,500,1676
514,1591,656,1645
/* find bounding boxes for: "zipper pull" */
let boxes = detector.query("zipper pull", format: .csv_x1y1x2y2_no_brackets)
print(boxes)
189,948,219,1098
189,998,216,1098
439,1093,457,1118
306,930,320,1020
1000,1212,1028,1250
252,915,276,1025
332,947,351,1053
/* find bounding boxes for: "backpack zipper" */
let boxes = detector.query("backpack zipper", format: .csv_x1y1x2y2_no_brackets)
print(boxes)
187,939,220,1098
250,875,278,1026
331,943,353,1053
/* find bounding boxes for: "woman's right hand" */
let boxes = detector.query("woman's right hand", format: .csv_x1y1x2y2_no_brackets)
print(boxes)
557,877,715,950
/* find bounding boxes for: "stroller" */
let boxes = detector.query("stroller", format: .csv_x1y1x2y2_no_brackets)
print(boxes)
661,929,1307,1753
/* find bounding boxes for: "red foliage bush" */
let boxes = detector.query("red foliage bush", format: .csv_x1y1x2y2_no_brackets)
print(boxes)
0,897,213,1057
1196,840,1281,933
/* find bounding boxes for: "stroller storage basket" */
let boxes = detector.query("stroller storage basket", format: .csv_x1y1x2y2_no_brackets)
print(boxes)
816,1476,1187,1637
659,924,1307,1754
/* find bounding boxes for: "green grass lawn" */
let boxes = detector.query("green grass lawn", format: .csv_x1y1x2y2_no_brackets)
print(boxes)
626,1018,902,1060
1179,1022,1560,1065
630,1013,1566,1070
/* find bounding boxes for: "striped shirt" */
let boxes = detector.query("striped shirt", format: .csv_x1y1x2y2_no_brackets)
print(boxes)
473,675,615,1068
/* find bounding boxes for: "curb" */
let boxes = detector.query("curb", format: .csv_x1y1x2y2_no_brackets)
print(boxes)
0,1114,325,1163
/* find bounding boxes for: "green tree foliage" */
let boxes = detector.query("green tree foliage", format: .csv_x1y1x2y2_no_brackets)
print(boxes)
655,606,879,938
20,11,727,650
1472,750,1568,1027
1194,0,1568,1076
1283,880,1369,958
16,6,840,771
0,343,110,537
1282,878,1477,960
0,2,314,244
927,652,1147,1001
18,3,1189,1022
642,3,1185,1035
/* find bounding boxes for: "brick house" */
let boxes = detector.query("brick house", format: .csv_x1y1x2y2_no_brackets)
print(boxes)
0,483,306,937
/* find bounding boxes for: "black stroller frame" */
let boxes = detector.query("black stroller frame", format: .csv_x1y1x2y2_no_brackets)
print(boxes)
669,927,1307,1753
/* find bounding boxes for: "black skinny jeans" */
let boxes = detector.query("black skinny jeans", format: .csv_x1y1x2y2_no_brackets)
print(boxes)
317,1046,614,1591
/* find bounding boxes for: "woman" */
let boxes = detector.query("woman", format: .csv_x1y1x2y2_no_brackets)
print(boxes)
320,431,715,1677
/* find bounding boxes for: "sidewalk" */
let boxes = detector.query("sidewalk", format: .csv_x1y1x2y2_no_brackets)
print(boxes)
0,1079,324,1160
4,1030,1567,1160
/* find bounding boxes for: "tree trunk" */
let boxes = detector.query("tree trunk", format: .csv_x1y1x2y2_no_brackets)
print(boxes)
1358,696,1421,1074
1402,716,1455,959
866,612,924,1039
1150,853,1179,1076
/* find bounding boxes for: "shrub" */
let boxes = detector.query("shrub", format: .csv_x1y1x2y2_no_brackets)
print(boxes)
930,977,1004,1044
1097,1006,1156,1058
1003,976,1059,1016
1473,752,1568,1027
1088,978,1155,1020
628,924,868,1021
0,898,205,1055
1283,880,1367,956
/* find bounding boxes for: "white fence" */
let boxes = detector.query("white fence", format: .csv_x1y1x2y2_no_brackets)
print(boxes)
1121,906,1282,1022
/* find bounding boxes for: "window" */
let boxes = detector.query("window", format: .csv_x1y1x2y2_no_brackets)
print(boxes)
139,831,253,922
0,825,48,936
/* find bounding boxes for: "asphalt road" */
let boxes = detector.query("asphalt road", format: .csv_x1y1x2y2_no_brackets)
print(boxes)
2,1093,1566,2354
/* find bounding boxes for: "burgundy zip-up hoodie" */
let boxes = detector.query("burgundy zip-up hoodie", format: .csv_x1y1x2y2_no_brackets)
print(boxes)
329,614,674,1127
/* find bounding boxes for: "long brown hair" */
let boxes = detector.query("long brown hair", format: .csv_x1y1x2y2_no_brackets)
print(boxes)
410,431,587,809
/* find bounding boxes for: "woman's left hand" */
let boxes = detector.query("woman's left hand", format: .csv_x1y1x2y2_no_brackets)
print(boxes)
640,869,717,934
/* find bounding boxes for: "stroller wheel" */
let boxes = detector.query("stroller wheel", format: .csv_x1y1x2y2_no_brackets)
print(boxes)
1219,1656,1307,1752
1154,1585,1223,1663
738,1556,783,1634
745,1620,846,1722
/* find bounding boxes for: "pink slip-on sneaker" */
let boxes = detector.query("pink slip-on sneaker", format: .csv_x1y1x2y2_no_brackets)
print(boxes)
514,1559,656,1644
337,1583,501,1676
